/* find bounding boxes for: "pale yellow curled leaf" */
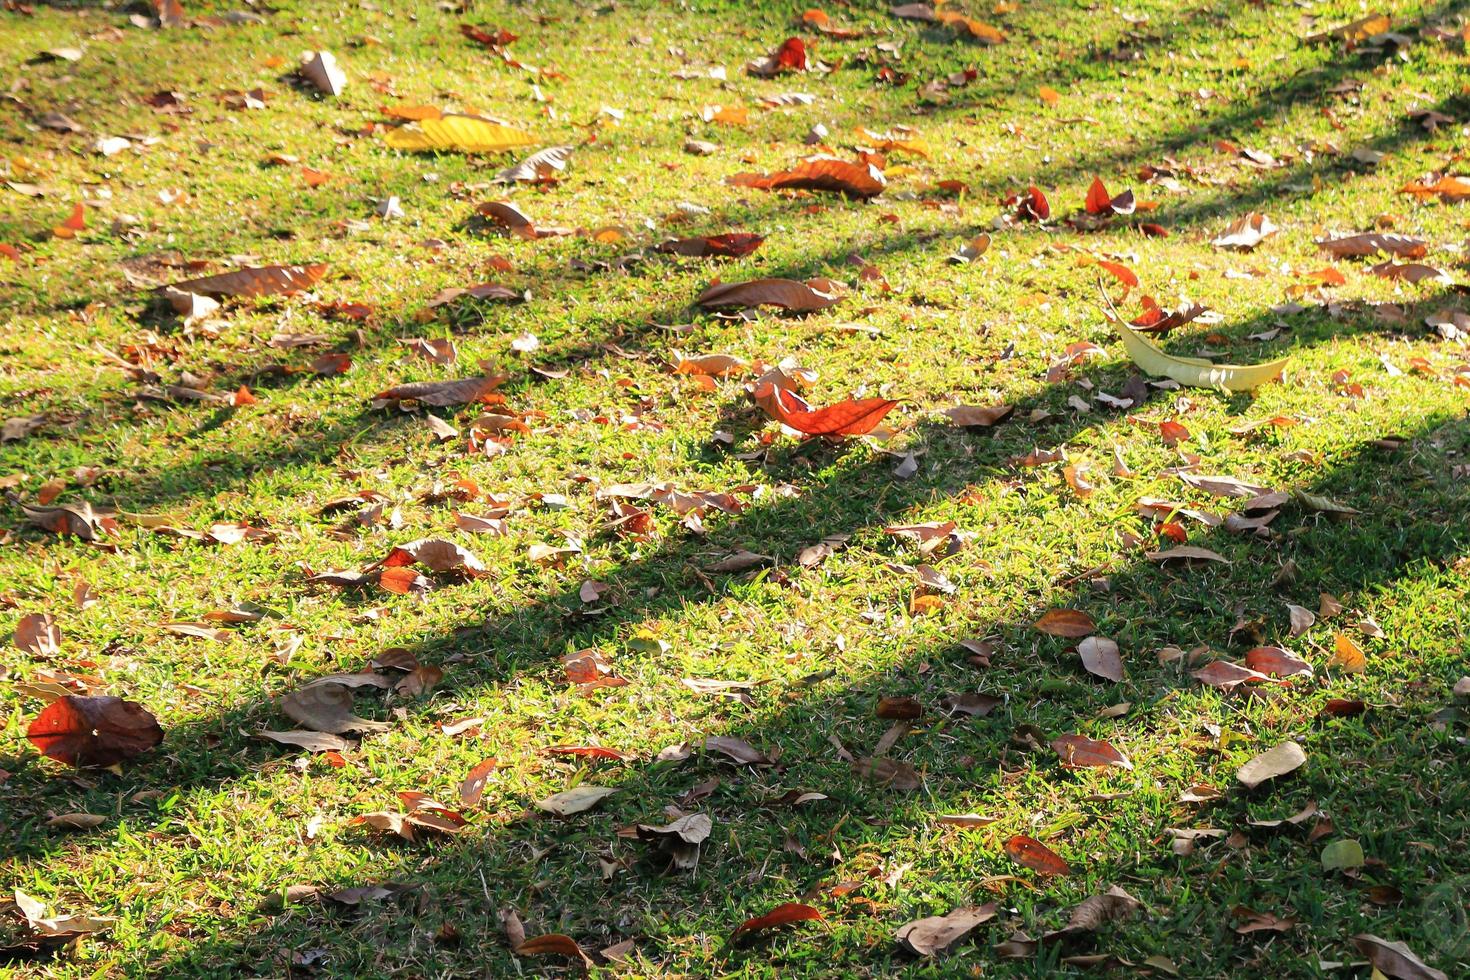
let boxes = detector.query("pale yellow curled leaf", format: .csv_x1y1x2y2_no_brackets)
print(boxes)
385,116,537,154
1114,321,1287,393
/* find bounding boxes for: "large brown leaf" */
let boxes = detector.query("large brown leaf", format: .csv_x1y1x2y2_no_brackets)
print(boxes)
166,263,328,298
1351,934,1448,980
1032,608,1096,637
896,904,997,956
373,373,510,407
727,156,886,198
279,681,391,735
381,538,486,573
1315,233,1426,259
27,695,164,768
697,277,843,312
754,383,898,437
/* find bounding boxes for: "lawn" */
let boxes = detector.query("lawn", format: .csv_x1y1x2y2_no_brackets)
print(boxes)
1,0,1469,975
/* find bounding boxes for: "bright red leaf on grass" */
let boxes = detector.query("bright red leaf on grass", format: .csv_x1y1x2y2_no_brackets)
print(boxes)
52,203,86,239
1012,185,1050,221
731,902,823,939
1084,177,1136,216
775,37,808,71
754,383,898,437
27,696,164,768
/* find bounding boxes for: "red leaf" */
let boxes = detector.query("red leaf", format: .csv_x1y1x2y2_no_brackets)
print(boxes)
1085,177,1112,215
27,696,164,768
732,902,824,938
1017,185,1050,221
775,36,808,71
755,384,898,437
1096,259,1138,288
1004,835,1073,875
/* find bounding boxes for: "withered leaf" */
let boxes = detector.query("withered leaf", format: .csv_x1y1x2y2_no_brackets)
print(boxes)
727,156,886,198
853,756,921,790
15,613,61,657
1237,741,1306,789
1351,934,1448,980
703,735,773,765
731,902,823,939
27,696,164,768
382,538,486,574
754,383,898,437
536,785,617,816
258,729,352,752
373,373,510,407
1051,734,1132,769
166,264,328,298
1004,835,1073,875
943,404,1014,428
1077,636,1124,682
697,277,843,312
279,681,391,735
896,904,997,956
1032,609,1096,638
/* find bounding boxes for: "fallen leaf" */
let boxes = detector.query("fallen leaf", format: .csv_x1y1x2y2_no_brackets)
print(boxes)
493,144,574,183
754,383,898,437
166,264,328,298
1237,741,1306,789
385,115,537,153
1112,320,1286,392
517,934,594,967
459,757,499,806
1328,632,1366,672
1033,608,1096,637
258,729,352,752
943,404,1013,428
373,373,509,407
279,681,390,735
1315,233,1426,260
732,902,823,939
697,277,843,312
853,757,922,790
27,696,164,768
15,613,61,657
1077,636,1124,682
301,51,346,96
657,233,766,258
727,156,886,198
1004,835,1073,875
1051,734,1132,769
1351,934,1448,980
896,904,997,956
536,785,617,816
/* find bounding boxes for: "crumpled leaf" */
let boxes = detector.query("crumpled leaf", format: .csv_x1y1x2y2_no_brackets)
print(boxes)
13,889,115,938
166,264,328,298
279,680,391,735
23,501,117,541
301,51,346,96
727,156,886,198
657,233,765,258
754,383,898,437
1043,887,1141,941
15,613,61,657
27,695,164,768
373,373,509,407
704,735,773,765
1212,212,1278,251
1237,741,1306,789
853,756,922,790
493,144,574,182
943,404,1013,428
636,812,712,870
382,538,486,574
516,933,594,967
697,277,843,312
896,903,997,956
1315,233,1426,260
385,115,537,153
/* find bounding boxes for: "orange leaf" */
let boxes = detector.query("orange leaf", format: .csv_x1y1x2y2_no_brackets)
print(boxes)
1032,608,1096,637
1096,259,1138,288
1004,835,1073,875
53,203,85,239
727,156,886,198
755,384,898,437
732,902,824,938
516,934,592,967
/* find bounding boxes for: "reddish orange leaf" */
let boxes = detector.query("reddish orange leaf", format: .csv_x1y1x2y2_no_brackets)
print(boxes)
732,902,824,938
755,384,898,437
1004,835,1073,876
1032,608,1096,637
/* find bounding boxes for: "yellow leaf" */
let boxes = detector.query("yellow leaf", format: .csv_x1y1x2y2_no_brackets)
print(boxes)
384,116,538,153
1329,633,1366,673
1111,319,1287,392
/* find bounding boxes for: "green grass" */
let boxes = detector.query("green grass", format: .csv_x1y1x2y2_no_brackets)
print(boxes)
2,0,1469,975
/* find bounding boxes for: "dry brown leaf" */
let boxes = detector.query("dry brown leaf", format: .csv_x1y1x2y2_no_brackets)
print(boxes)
1237,741,1306,789
697,277,843,312
166,264,328,298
